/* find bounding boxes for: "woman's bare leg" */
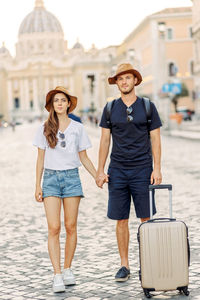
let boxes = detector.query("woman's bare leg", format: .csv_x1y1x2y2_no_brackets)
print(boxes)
44,197,62,274
63,197,80,268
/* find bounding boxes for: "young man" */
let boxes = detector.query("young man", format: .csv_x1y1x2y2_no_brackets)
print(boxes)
96,63,162,282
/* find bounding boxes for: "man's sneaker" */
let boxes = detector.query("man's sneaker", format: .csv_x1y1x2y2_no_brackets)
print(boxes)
63,268,76,285
53,274,65,293
115,266,130,282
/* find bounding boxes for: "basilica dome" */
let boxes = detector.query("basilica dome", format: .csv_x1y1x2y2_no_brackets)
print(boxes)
0,43,12,59
0,45,10,55
73,39,84,50
16,0,65,60
18,0,63,35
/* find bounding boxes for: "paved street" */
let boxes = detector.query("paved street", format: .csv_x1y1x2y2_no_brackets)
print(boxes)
0,122,200,300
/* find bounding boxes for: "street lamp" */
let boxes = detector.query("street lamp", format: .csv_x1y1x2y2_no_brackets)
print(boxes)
158,22,166,38
157,21,166,91
157,22,171,130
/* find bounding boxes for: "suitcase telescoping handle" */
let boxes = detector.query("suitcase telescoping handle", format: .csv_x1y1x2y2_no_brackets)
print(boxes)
149,184,173,220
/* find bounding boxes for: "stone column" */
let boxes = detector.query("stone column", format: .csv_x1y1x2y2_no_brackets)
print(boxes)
33,78,39,111
53,77,58,87
7,80,13,117
151,20,159,107
24,79,29,111
19,79,25,112
63,76,68,88
44,78,49,95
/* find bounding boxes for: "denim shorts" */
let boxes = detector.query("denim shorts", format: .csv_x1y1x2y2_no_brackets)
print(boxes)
42,168,84,199
107,166,156,219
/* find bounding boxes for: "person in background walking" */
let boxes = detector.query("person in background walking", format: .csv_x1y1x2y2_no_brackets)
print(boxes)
96,63,162,282
68,113,82,123
10,120,16,132
33,86,96,293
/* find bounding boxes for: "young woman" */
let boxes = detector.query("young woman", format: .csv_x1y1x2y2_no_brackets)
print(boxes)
33,86,96,293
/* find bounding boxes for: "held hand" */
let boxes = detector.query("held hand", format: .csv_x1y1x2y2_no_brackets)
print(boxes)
35,186,43,202
151,169,162,185
95,172,109,188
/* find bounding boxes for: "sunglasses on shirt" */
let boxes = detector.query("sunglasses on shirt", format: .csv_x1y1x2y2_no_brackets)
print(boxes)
59,132,66,148
126,107,133,122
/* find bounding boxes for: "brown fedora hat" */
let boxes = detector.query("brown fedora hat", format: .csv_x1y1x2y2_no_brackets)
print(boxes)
45,86,77,113
108,63,142,86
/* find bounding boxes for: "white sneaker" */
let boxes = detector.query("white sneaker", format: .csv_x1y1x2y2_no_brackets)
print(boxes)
63,268,76,285
53,274,65,293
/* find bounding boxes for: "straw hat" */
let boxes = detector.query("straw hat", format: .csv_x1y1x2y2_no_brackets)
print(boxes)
108,63,142,86
45,86,77,112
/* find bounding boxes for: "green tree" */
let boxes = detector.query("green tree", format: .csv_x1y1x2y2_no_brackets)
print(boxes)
171,82,189,112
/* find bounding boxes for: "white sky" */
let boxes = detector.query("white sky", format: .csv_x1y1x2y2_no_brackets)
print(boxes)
0,0,192,56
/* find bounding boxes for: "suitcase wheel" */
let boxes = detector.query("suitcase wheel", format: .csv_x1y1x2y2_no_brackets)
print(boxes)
143,289,152,298
182,287,190,296
178,286,190,296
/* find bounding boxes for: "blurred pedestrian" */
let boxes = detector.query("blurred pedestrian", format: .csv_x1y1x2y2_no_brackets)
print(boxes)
33,86,96,293
94,116,99,127
10,120,16,132
96,63,162,282
68,113,82,123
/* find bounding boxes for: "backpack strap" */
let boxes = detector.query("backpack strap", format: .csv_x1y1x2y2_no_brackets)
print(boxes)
142,97,152,131
106,97,152,132
106,99,116,129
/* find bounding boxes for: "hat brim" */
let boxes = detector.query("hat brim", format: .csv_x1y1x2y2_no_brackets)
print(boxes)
45,90,77,113
108,69,142,86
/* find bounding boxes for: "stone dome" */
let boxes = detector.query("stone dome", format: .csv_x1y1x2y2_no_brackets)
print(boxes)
18,0,63,35
73,39,84,50
0,45,9,54
0,43,11,58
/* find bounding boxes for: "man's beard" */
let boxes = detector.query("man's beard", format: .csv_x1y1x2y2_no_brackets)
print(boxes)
120,86,134,95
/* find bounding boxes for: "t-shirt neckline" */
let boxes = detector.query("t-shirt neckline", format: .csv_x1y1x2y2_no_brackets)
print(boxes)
58,119,72,134
120,96,139,108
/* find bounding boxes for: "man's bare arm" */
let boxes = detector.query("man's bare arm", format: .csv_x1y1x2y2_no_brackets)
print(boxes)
150,128,162,185
96,128,111,188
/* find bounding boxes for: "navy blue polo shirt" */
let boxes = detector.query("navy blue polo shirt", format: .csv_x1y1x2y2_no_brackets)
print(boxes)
99,97,162,169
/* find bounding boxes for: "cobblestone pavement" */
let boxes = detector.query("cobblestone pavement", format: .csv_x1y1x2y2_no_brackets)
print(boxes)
0,122,199,300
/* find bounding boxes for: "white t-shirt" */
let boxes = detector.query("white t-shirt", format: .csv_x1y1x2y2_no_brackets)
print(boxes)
33,120,92,170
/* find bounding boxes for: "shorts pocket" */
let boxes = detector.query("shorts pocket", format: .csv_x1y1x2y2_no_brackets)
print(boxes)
43,169,55,178
66,168,79,178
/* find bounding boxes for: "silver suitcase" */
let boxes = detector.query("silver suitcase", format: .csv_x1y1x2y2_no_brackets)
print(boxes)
137,184,190,298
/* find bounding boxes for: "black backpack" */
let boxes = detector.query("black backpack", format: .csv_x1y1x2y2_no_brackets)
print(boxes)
106,97,152,133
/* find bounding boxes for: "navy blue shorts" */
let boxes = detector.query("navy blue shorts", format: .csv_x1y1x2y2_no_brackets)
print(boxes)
107,166,156,219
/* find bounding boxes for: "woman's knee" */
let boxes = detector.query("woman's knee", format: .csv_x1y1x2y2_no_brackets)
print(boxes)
48,224,61,236
65,222,77,235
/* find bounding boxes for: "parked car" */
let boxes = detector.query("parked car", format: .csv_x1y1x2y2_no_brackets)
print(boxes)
176,107,192,121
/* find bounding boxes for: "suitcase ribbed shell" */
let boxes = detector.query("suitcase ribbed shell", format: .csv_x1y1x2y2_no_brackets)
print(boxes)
139,221,189,291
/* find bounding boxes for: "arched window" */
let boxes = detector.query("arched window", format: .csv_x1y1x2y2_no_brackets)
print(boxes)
14,97,20,109
190,61,194,75
30,100,34,109
189,26,193,38
169,63,177,76
167,28,173,40
87,74,95,94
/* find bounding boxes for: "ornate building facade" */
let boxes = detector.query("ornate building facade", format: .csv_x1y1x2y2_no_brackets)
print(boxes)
115,7,195,116
0,0,116,122
0,1,198,123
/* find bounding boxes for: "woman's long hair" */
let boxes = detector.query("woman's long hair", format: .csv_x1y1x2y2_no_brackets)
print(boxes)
44,93,70,148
